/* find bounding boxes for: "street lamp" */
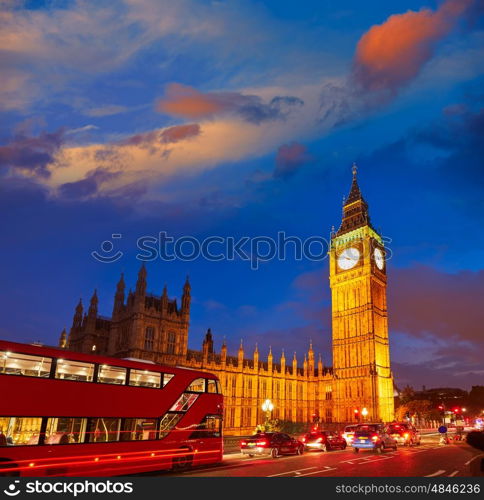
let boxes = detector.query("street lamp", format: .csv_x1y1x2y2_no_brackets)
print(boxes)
262,399,274,429
361,407,368,422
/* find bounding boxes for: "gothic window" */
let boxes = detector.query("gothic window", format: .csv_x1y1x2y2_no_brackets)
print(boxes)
167,331,176,354
325,408,332,423
117,326,129,349
144,327,155,351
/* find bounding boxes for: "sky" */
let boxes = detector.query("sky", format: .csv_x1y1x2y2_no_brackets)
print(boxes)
1,0,483,391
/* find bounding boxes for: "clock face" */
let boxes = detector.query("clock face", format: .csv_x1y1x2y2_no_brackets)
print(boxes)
337,247,360,270
374,247,384,270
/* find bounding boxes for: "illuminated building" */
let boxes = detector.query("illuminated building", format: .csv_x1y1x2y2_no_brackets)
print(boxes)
63,167,394,434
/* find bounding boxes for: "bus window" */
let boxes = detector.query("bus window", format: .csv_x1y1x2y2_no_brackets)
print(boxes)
159,413,182,439
122,418,157,441
45,418,87,444
98,365,126,385
1,351,51,378
88,418,121,442
189,415,222,439
206,415,222,438
163,373,174,386
129,369,161,388
207,379,218,393
170,393,198,412
0,417,42,446
187,378,205,392
55,360,94,382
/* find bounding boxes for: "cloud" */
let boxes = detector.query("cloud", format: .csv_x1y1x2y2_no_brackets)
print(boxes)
0,0,280,111
274,142,311,179
0,129,64,178
160,123,201,143
65,125,99,135
388,265,484,343
83,105,130,117
353,0,475,93
156,83,304,123
58,168,122,199
120,124,201,147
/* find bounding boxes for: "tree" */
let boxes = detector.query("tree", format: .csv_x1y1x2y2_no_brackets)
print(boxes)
395,400,438,422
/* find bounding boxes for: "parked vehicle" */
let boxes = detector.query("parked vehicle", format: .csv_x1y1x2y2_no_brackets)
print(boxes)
387,423,421,446
302,431,347,452
240,432,304,458
352,424,397,453
342,425,358,445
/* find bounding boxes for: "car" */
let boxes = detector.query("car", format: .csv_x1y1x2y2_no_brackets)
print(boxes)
351,424,398,453
240,432,304,458
387,422,421,446
342,424,358,445
302,430,347,452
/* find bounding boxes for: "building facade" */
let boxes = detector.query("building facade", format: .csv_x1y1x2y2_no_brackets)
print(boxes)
61,167,394,434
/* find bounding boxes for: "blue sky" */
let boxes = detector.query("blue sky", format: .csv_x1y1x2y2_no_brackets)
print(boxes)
1,0,483,390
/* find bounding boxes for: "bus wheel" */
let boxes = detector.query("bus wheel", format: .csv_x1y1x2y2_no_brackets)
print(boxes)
172,449,193,471
0,459,20,477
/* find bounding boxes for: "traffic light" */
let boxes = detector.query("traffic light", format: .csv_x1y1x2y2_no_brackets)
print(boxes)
354,409,360,421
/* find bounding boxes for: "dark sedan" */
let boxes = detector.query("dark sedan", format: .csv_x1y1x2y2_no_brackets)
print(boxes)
302,430,347,451
240,432,304,458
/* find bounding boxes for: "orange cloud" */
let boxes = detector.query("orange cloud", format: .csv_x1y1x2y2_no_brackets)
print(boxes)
156,83,223,118
354,0,474,92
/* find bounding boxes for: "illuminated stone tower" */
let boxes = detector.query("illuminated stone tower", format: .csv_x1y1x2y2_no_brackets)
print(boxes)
330,165,394,423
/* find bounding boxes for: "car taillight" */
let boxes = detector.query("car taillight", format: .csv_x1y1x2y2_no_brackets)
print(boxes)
256,440,268,447
240,441,247,446
316,437,323,443
371,435,379,442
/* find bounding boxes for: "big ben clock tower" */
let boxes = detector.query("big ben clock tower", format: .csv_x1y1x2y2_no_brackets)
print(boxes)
330,165,394,423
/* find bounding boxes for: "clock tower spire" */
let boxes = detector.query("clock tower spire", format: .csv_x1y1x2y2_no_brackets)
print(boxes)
329,165,394,423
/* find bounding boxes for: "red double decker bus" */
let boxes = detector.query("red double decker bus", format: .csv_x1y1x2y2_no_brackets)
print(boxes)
0,340,223,476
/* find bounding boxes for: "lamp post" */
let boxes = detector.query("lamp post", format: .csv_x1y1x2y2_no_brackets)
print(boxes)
361,407,368,422
262,399,274,430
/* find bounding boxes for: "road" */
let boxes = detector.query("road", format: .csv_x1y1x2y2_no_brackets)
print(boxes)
161,435,483,477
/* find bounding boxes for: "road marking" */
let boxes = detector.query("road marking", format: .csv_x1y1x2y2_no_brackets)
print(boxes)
425,470,446,477
465,453,484,466
268,467,317,477
448,471,459,477
359,456,393,463
297,466,337,477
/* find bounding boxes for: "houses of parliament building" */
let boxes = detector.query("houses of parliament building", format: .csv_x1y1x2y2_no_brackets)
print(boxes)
60,167,395,435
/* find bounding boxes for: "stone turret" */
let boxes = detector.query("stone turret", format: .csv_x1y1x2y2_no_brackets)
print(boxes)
308,340,314,376
112,273,125,318
58,328,67,348
221,338,227,367
238,340,244,366
202,328,214,364
182,276,191,317
253,343,259,371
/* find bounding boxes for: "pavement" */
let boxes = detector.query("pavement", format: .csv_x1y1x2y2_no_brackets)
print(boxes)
161,434,484,477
